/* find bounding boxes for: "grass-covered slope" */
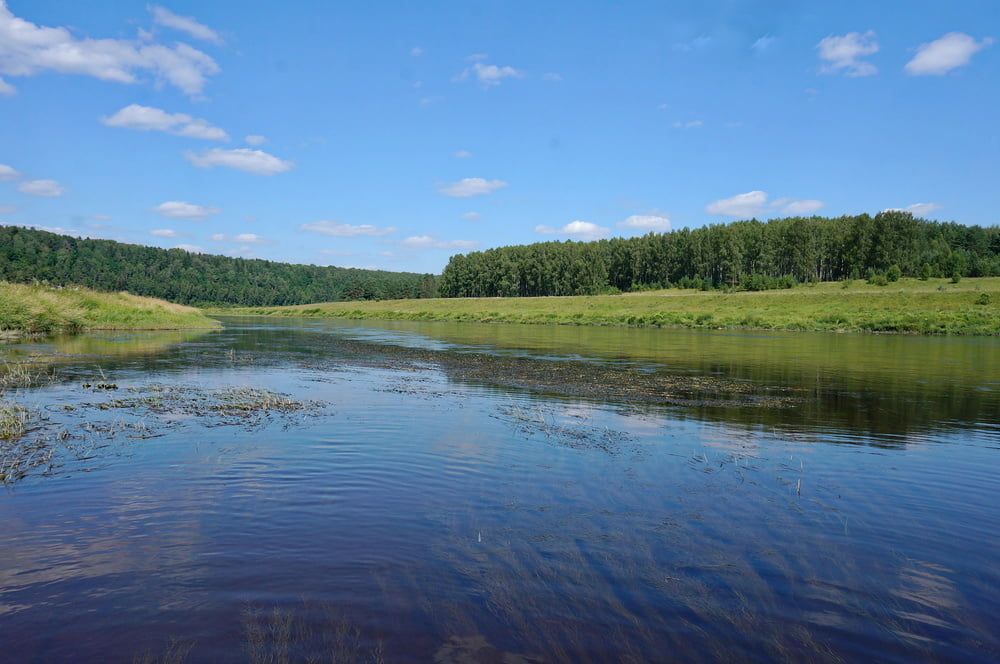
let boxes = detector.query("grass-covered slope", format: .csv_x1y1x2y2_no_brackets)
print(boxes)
222,278,1000,335
0,282,220,334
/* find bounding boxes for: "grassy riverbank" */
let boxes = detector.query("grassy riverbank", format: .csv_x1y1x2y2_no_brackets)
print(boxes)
0,282,220,335
219,277,1000,335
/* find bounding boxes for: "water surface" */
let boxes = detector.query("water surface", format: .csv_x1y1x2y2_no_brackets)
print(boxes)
1,318,997,662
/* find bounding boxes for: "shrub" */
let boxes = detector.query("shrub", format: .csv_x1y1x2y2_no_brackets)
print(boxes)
975,293,991,305
919,263,932,281
867,272,888,286
887,265,902,282
951,272,962,284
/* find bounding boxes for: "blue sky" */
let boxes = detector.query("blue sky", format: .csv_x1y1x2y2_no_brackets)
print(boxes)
1,1,997,273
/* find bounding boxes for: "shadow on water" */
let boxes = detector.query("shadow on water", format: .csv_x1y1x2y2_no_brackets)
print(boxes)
213,316,1000,445
7,318,996,445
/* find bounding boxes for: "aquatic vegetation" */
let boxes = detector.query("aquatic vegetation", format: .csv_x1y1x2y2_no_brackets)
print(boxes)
0,401,31,441
494,403,636,455
241,603,385,664
97,384,319,423
0,359,58,391
131,640,194,664
0,382,325,485
0,402,47,483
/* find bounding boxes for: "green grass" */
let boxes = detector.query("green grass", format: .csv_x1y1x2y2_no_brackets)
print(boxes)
0,282,220,335
219,277,1000,335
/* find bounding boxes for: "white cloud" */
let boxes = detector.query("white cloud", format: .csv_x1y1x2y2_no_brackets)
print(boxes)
462,211,481,221
905,32,993,75
410,46,423,57
0,1,220,96
619,214,671,231
535,220,610,240
706,190,768,216
173,243,204,253
0,76,13,95
151,228,177,237
777,198,823,215
751,35,775,53
185,148,293,175
0,163,18,180
707,191,824,217
18,179,63,197
403,235,478,249
817,31,879,77
439,177,507,197
102,104,228,140
154,200,218,219
885,202,942,217
209,232,265,245
455,59,523,87
299,221,395,237
244,134,267,146
226,245,256,257
453,149,472,158
542,72,562,82
672,119,703,129
26,224,76,235
149,5,222,44
673,36,712,53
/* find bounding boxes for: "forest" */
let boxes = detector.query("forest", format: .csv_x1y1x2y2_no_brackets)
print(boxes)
3,214,999,306
0,226,437,306
438,212,1000,297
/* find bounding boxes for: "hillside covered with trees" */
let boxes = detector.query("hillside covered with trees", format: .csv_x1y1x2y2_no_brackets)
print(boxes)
439,212,1000,297
0,226,436,306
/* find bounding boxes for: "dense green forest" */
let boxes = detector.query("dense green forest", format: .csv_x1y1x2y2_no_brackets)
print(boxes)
0,226,436,306
4,215,999,305
439,212,1000,297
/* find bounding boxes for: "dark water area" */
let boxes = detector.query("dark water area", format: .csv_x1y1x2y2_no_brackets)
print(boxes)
1,318,998,662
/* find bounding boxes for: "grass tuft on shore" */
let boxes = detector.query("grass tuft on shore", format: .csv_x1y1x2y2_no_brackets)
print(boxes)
0,282,220,335
219,277,1000,335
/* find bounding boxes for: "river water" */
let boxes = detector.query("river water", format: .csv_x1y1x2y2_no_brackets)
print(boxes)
1,318,997,662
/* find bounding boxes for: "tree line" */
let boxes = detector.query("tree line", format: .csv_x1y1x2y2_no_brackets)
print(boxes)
0,226,436,306
438,212,1000,297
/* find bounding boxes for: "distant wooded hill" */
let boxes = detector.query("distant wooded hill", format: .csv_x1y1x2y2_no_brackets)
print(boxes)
0,226,436,306
438,212,1000,297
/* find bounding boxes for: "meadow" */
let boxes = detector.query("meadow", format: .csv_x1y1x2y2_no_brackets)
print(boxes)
0,282,220,335
222,277,1000,335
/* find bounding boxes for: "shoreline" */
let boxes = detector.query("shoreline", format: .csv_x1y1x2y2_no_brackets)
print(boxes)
212,277,1000,336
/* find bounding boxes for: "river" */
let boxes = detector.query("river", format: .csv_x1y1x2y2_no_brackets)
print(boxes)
1,318,997,662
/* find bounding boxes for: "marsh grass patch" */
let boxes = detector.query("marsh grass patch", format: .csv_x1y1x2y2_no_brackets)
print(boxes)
0,384,327,485
95,384,323,428
494,403,637,455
